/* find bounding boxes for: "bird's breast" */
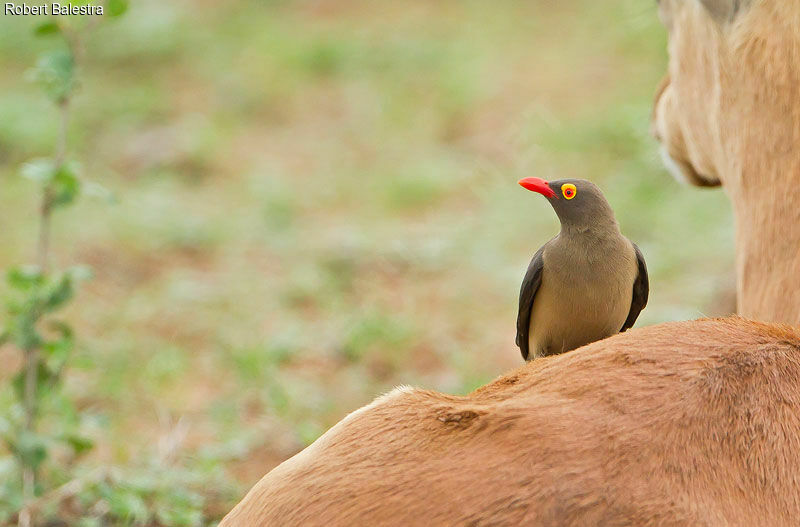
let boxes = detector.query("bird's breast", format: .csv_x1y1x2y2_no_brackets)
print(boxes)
528,236,637,357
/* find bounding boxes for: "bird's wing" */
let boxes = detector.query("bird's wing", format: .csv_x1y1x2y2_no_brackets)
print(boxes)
620,243,649,332
516,246,545,360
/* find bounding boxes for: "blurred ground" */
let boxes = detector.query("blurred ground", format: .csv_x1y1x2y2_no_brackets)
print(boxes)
0,0,735,520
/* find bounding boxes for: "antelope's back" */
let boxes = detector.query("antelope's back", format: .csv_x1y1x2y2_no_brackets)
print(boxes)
221,318,800,526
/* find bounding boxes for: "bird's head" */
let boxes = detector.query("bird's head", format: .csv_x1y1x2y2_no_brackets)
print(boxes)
517,177,618,231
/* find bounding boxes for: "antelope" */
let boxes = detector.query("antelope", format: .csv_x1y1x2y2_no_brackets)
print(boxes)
222,0,800,524
652,0,800,324
222,318,800,526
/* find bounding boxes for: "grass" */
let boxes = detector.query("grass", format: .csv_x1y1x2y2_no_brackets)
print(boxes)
0,0,735,523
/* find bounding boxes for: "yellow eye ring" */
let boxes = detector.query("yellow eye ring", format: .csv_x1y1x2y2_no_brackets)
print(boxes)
562,184,577,200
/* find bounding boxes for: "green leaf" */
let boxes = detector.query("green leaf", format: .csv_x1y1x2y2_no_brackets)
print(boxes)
20,158,56,184
10,314,43,351
6,266,45,290
48,320,75,341
41,274,75,312
42,321,74,375
43,334,73,368
50,163,82,209
107,0,128,17
40,267,91,313
34,21,61,37
10,431,48,471
29,50,75,103
108,488,149,524
62,434,94,456
12,362,54,401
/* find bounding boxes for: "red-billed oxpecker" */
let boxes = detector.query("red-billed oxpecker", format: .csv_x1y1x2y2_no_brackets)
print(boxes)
516,178,648,360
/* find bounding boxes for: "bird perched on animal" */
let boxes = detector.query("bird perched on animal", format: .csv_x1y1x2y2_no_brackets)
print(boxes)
516,177,648,361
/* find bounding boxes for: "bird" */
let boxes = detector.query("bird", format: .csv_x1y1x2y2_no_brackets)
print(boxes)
515,177,648,361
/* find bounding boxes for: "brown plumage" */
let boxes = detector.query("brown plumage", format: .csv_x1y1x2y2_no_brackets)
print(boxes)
516,178,648,360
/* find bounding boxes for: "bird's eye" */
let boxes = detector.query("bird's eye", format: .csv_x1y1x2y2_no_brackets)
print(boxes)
562,184,577,200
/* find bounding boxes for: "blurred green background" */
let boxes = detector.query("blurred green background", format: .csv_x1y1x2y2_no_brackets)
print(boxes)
0,0,735,523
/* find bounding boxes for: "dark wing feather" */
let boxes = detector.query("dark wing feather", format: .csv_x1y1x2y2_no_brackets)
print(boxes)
516,247,545,360
620,243,649,332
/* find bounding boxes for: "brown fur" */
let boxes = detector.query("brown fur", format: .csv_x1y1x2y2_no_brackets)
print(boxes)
221,317,800,526
652,0,800,324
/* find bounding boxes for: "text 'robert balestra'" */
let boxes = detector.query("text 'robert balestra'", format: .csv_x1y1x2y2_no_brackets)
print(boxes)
4,3,104,15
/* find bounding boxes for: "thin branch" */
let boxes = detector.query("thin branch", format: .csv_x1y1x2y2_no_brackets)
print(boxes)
21,22,79,527
54,98,70,167
37,95,70,275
